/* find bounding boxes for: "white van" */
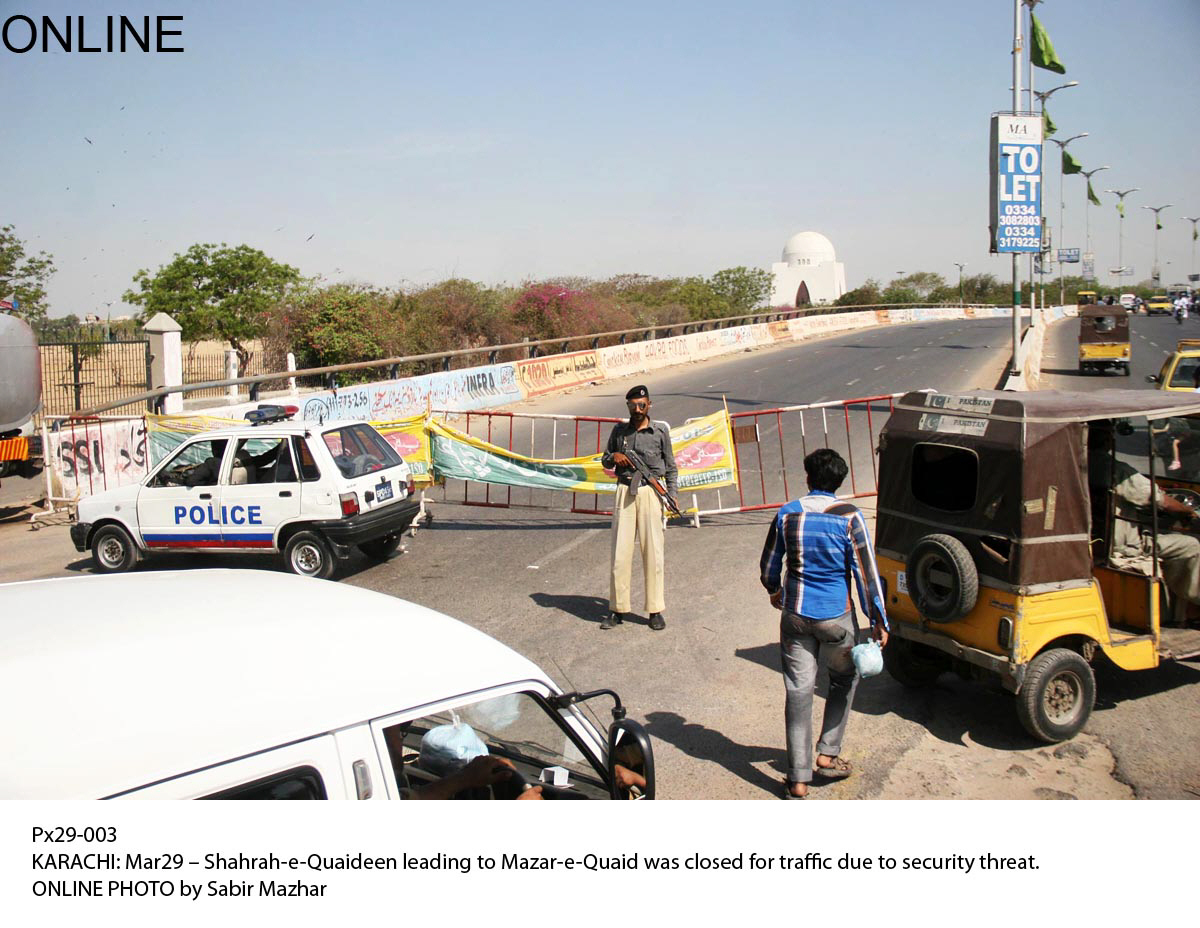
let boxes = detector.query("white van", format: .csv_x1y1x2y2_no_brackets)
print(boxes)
1,571,655,800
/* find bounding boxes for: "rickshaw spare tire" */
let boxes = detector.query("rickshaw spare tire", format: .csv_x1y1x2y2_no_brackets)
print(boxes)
906,533,978,623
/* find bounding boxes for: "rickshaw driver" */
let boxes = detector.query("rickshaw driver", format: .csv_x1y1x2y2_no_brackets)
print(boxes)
1088,424,1200,626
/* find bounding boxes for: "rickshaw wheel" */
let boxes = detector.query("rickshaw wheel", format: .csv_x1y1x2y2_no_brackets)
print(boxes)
906,534,978,622
1017,648,1095,743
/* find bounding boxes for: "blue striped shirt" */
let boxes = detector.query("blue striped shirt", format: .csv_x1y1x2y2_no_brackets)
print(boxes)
759,491,889,629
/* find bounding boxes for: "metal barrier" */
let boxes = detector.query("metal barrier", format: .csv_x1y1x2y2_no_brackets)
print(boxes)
692,393,904,519
33,414,150,526
429,409,623,515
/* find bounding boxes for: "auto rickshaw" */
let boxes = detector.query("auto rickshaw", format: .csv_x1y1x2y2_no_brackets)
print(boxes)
1078,303,1131,375
875,390,1200,742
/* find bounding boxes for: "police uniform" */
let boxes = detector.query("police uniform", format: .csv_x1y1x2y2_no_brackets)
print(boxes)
601,385,677,629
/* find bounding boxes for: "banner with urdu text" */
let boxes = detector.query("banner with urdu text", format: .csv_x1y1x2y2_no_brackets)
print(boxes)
428,410,737,494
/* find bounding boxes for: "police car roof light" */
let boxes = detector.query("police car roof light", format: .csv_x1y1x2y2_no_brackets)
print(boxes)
244,404,298,426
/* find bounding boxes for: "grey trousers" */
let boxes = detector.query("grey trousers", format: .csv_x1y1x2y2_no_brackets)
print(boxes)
780,609,859,783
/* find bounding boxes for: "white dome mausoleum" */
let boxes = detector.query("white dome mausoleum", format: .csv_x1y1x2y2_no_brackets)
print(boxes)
770,230,846,306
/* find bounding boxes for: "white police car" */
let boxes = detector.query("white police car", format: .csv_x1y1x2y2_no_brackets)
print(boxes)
70,407,421,579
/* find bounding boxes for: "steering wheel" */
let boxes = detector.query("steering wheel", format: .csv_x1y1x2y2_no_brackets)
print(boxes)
1166,487,1200,511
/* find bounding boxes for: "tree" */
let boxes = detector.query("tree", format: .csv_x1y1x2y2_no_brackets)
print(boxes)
835,279,883,306
0,224,56,325
124,243,301,371
709,266,773,316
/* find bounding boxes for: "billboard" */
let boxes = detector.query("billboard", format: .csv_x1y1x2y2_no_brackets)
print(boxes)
989,114,1043,254
1058,248,1080,263
1082,252,1095,280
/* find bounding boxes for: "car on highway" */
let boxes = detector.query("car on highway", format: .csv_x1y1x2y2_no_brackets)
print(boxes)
1119,293,1137,310
1146,294,1174,315
1146,339,1200,392
0,570,655,799
874,390,1200,743
70,407,421,579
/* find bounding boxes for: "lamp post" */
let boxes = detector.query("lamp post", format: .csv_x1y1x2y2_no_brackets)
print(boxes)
1142,204,1172,286
1184,216,1200,285
1080,166,1109,274
1106,188,1138,283
1031,80,1078,309
954,262,967,304
1047,132,1087,307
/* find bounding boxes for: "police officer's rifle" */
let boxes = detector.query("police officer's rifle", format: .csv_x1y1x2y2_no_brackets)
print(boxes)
621,448,684,519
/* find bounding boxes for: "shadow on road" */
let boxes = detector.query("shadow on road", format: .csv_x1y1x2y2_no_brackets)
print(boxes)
1092,657,1200,710
853,673,1035,751
644,710,786,794
529,591,609,624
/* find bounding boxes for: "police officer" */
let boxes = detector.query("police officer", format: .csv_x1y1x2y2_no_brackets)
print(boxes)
600,385,677,631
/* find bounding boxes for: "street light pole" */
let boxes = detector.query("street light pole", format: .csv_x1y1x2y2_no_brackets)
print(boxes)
1184,216,1200,285
1010,0,1023,377
1032,80,1079,305
1047,132,1088,308
955,262,967,304
1106,188,1139,284
1142,204,1172,286
1080,166,1109,265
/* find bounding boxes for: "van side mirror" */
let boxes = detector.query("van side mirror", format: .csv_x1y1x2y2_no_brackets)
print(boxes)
608,719,655,800
1145,375,1159,384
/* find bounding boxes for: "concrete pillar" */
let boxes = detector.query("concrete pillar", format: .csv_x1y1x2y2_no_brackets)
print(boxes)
226,350,239,401
286,351,297,394
143,312,183,414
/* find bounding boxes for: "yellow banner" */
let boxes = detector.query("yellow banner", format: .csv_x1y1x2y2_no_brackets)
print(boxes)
373,415,435,485
427,409,737,494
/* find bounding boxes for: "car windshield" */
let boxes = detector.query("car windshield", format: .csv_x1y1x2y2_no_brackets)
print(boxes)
323,423,402,478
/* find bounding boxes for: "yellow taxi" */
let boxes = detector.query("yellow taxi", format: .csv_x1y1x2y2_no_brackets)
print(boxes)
1147,339,1200,391
1146,294,1174,315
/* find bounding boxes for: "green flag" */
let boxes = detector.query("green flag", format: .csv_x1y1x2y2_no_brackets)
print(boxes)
1157,220,1163,231
1194,226,1198,242
1062,150,1082,175
1030,13,1067,74
1117,201,1125,218
1088,181,1101,206
1043,107,1057,137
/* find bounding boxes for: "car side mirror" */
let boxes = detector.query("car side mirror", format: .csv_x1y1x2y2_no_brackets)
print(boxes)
1145,375,1159,384
608,719,655,800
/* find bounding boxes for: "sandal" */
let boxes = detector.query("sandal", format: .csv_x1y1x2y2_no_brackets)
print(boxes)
814,756,853,780
782,780,808,800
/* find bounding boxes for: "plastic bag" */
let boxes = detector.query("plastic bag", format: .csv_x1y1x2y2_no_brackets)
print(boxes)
419,713,489,775
851,640,884,678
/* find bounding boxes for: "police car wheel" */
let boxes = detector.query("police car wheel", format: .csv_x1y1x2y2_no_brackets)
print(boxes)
285,531,335,579
92,525,138,573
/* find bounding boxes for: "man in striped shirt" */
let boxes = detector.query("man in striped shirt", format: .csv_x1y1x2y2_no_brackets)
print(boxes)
759,448,889,799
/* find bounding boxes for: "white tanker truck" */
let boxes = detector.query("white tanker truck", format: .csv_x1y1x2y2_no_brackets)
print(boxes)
0,312,42,481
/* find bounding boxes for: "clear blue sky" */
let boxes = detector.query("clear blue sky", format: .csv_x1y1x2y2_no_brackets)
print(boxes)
4,0,1199,317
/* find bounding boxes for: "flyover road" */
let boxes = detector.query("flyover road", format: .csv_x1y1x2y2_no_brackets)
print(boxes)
8,316,1187,798
1035,313,1200,800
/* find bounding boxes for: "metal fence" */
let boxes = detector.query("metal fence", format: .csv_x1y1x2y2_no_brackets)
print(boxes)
38,339,152,418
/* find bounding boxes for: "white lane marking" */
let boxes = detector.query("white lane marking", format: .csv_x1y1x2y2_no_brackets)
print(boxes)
846,378,859,387
873,364,885,371
1150,343,1159,348
529,529,600,570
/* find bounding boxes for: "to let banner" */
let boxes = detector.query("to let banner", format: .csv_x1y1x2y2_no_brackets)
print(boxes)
989,114,1043,254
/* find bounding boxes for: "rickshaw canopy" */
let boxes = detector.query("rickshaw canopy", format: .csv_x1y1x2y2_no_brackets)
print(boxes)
877,390,1200,593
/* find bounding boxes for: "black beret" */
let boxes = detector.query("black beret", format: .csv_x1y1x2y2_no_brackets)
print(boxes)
625,385,649,400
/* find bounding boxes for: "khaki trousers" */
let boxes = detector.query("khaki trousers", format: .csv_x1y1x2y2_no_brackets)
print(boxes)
609,483,665,614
